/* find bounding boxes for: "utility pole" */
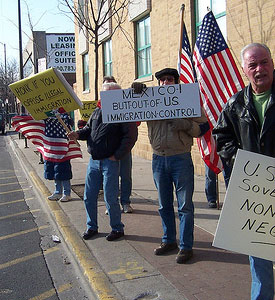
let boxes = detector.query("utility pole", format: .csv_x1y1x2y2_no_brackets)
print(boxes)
18,0,28,148
18,0,25,114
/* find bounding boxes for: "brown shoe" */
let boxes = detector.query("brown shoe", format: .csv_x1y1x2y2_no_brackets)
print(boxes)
154,242,178,255
176,249,193,264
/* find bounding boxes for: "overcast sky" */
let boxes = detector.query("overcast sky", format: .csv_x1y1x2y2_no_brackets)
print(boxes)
0,0,74,62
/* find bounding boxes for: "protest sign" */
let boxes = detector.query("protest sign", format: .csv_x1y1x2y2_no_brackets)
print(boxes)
100,83,201,123
79,100,98,121
9,68,83,120
213,149,275,261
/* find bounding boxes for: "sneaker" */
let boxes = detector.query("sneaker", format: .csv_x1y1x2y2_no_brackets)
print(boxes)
60,195,71,202
208,201,217,208
48,193,62,201
106,231,124,241
176,249,193,264
82,229,98,240
105,209,109,215
154,242,178,255
122,204,133,213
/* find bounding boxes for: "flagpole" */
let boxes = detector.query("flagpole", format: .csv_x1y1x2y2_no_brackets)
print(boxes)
178,4,185,68
53,111,81,147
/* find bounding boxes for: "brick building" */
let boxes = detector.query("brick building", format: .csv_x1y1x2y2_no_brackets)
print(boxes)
73,0,275,175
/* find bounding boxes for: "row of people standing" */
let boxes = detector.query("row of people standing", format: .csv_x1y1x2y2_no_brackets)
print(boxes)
67,42,274,300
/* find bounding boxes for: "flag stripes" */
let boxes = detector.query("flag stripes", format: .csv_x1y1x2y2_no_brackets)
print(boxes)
192,11,245,173
12,115,82,163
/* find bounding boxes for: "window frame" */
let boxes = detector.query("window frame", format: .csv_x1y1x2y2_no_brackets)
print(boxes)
135,15,152,79
195,0,226,37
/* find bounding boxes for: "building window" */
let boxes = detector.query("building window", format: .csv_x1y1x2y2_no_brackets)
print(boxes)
103,39,112,76
82,53,89,92
136,16,151,78
195,0,226,39
78,0,86,28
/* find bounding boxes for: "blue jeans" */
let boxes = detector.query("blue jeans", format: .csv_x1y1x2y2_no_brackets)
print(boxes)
119,152,132,205
249,256,274,300
205,160,232,203
84,157,124,232
205,165,217,203
152,153,194,250
54,180,71,196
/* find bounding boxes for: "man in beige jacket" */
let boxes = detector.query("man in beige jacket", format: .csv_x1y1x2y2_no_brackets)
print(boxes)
142,68,208,263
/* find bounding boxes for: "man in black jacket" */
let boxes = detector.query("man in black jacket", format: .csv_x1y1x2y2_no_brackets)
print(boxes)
68,82,138,241
213,43,275,300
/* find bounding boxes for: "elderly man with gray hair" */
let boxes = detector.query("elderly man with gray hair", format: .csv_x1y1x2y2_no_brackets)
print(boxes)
68,82,138,241
213,43,275,300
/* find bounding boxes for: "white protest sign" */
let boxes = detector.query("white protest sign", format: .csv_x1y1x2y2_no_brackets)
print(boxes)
213,149,275,261
100,83,201,123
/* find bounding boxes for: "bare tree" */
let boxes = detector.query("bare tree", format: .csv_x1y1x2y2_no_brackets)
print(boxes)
59,0,131,100
0,58,19,113
227,0,275,66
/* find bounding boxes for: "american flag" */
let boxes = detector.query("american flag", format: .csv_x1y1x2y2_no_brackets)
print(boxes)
178,22,196,83
193,11,245,173
12,114,82,162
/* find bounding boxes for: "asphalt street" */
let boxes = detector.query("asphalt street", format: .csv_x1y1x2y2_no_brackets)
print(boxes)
0,133,95,300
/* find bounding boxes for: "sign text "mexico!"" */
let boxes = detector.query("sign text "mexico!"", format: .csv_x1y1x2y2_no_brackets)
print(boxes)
100,83,201,123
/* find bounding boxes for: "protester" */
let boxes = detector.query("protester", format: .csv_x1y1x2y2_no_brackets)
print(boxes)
45,113,74,202
103,76,134,214
213,43,275,300
68,82,138,241
133,68,209,263
204,157,231,208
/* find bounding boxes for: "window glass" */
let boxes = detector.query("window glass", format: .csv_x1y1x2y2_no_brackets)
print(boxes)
103,39,112,76
136,16,152,78
216,15,227,40
82,53,89,91
212,0,226,16
195,0,226,39
197,0,210,23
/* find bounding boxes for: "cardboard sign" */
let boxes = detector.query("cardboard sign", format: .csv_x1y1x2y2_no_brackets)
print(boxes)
213,149,275,261
100,83,201,123
79,100,98,121
9,68,83,120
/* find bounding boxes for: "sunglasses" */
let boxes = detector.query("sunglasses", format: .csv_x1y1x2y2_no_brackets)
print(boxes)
159,76,175,82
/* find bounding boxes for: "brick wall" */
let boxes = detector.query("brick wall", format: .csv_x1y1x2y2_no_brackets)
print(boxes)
74,0,275,176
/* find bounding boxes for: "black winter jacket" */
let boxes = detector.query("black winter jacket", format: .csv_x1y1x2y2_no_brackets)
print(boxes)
212,81,275,168
77,108,138,160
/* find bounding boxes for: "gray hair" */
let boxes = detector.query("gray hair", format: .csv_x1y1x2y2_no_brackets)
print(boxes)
102,82,121,91
241,43,272,67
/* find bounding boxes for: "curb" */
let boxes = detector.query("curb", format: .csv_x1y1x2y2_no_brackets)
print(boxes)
9,135,122,300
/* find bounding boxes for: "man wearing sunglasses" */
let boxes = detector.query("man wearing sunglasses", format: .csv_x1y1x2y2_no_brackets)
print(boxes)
135,68,209,263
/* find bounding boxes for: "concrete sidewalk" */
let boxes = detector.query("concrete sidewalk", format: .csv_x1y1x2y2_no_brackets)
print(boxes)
8,131,251,300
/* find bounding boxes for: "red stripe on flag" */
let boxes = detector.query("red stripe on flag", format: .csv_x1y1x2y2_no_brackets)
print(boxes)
12,115,82,162
225,49,245,90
